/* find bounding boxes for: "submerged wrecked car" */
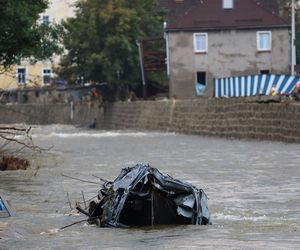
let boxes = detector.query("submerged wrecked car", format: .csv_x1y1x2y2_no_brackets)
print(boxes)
77,163,211,227
0,196,12,218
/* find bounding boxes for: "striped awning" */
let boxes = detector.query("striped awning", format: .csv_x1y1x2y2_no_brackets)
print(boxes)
214,74,300,98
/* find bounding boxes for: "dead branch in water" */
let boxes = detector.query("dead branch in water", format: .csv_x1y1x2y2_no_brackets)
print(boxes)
0,124,51,171
61,174,101,185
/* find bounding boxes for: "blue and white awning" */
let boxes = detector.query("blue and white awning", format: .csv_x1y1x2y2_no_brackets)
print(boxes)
214,74,300,98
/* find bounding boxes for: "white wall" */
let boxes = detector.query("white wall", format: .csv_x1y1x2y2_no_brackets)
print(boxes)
42,0,77,23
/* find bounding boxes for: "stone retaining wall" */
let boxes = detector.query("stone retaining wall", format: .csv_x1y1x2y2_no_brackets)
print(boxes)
104,97,300,143
0,101,104,127
0,97,299,143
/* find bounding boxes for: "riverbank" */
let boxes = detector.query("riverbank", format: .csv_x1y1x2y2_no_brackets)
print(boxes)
0,96,299,143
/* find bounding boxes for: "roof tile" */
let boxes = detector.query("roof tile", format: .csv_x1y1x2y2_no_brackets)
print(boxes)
163,0,288,31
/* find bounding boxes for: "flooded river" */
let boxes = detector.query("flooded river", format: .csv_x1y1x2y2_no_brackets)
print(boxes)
0,125,299,249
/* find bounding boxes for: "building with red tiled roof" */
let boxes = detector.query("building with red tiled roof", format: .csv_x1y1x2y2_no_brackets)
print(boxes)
163,0,291,98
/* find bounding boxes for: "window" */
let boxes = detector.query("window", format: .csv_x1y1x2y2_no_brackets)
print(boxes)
194,33,208,53
257,31,271,51
17,68,26,85
197,72,206,85
196,72,206,96
260,70,270,75
223,0,234,9
43,69,52,84
42,15,50,26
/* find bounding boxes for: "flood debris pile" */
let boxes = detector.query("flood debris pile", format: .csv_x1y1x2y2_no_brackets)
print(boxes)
0,156,29,171
77,163,211,227
0,125,40,171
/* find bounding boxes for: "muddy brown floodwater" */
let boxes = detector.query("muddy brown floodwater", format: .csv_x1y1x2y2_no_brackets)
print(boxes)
0,125,299,249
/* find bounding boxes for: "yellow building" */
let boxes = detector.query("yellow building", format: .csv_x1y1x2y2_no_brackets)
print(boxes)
0,0,77,90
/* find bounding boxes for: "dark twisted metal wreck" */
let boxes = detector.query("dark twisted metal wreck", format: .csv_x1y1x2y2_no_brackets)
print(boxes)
78,163,211,227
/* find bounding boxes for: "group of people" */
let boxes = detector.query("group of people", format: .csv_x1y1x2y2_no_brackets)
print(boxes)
270,82,300,101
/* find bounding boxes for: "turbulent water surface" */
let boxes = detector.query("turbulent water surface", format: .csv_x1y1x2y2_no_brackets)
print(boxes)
0,125,299,249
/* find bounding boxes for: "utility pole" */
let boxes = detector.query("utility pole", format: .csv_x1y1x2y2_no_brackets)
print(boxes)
291,0,296,75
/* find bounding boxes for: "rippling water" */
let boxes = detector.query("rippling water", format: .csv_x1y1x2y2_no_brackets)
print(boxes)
0,125,299,249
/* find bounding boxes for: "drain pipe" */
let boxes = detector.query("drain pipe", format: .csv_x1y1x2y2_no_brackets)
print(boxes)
70,101,74,121
291,0,296,75
136,40,147,99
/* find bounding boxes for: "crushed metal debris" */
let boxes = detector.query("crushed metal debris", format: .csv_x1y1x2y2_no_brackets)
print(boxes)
77,163,211,227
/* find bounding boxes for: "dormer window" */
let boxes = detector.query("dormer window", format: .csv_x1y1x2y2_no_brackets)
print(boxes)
223,0,234,9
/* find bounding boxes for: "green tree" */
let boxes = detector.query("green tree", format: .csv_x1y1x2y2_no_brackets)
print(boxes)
278,0,300,63
0,0,63,69
57,0,165,88
297,31,300,64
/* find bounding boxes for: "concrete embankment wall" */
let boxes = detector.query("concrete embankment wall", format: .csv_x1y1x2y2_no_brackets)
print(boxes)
0,97,299,143
0,101,104,126
104,97,300,143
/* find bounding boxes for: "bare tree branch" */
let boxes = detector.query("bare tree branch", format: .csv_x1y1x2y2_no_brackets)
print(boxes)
0,133,40,152
0,124,51,155
0,126,28,131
